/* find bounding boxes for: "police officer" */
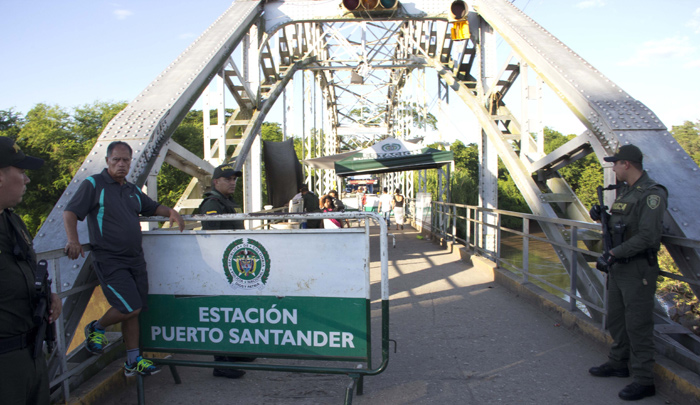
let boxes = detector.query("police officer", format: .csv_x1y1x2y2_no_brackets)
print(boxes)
300,185,321,228
0,136,62,404
198,164,249,378
199,164,245,231
588,144,667,401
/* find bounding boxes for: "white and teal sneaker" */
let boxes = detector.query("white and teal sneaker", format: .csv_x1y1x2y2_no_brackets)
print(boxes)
84,320,107,355
124,356,161,377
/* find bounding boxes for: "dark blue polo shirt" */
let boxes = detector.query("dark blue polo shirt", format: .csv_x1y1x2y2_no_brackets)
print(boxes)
65,169,160,261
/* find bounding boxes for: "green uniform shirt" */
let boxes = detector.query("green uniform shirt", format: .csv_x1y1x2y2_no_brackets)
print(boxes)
608,171,667,259
302,192,320,213
199,189,244,230
0,210,39,338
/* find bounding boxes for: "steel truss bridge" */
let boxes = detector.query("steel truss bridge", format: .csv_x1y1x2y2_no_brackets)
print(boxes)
31,0,700,400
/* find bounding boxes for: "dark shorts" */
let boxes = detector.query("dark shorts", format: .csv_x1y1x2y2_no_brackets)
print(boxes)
94,258,149,314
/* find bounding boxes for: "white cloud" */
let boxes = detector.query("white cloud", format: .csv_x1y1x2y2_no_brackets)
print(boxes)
683,59,700,69
617,36,696,66
688,7,700,34
575,0,605,9
113,9,133,20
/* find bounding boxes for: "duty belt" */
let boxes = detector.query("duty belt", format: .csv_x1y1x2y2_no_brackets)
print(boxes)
617,251,653,264
0,329,36,355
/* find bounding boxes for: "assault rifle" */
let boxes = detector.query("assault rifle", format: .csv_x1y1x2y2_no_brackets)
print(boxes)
33,260,56,359
595,186,614,273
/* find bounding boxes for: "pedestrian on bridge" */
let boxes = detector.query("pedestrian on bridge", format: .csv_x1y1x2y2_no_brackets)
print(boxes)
588,144,667,401
392,188,405,230
0,137,62,405
378,187,393,227
63,141,185,378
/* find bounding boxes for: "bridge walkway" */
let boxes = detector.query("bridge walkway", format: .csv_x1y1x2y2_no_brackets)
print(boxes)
78,226,680,405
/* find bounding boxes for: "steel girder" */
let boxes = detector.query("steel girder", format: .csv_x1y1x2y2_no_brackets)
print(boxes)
32,0,700,393
473,0,700,311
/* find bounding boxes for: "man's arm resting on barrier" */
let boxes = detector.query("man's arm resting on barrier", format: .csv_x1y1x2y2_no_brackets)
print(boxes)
62,211,84,260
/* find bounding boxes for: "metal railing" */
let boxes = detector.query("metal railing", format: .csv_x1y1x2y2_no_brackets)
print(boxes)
428,201,700,327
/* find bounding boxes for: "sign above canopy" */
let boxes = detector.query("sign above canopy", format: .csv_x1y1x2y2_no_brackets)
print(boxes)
334,138,453,177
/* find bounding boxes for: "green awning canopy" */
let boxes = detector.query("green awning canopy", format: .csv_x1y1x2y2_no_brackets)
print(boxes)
334,138,454,177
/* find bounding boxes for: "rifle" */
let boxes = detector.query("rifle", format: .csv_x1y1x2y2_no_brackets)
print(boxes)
595,186,614,273
33,260,56,359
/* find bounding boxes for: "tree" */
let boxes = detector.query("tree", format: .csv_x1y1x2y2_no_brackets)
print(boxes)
11,102,128,234
0,109,23,138
543,127,602,209
671,121,700,165
156,110,205,209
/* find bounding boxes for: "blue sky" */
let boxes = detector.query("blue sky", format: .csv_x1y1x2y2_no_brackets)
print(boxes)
1,0,698,138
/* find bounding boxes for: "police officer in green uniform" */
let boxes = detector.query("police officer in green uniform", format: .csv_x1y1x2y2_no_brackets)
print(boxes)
588,144,667,401
199,164,244,231
198,163,248,378
0,136,62,405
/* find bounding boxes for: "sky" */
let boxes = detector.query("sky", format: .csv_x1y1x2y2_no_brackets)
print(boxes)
1,0,699,142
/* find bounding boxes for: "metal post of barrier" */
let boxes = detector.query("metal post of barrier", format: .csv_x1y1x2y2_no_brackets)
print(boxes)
569,225,578,312
522,218,529,283
137,375,146,404
52,257,71,401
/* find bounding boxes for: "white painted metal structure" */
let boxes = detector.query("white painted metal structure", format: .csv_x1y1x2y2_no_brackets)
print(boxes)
31,0,700,399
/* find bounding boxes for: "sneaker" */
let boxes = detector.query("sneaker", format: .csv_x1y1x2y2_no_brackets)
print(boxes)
124,356,161,377
618,382,655,401
84,320,107,355
213,368,246,379
588,362,630,378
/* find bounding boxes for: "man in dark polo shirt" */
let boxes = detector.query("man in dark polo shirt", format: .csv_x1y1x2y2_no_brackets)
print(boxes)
63,141,184,377
0,136,62,404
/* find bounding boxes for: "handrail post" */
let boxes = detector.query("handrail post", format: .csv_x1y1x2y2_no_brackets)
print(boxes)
466,207,471,249
495,213,502,268
452,205,457,243
522,218,529,283
569,226,578,312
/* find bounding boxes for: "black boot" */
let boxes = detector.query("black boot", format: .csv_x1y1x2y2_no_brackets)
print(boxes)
588,362,629,378
213,355,246,379
618,382,655,401
213,368,246,379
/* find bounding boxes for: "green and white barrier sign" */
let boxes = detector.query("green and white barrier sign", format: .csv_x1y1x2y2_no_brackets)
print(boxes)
140,229,370,360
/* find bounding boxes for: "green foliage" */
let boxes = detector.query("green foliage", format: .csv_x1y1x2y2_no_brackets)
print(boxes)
9,102,128,233
543,127,603,209
0,109,22,137
156,110,205,209
451,140,479,175
671,120,700,165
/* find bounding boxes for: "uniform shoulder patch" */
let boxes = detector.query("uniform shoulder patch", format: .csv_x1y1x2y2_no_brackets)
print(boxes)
647,195,661,210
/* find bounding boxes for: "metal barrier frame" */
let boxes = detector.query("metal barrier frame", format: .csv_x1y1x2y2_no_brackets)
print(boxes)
36,211,390,404
137,211,391,405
